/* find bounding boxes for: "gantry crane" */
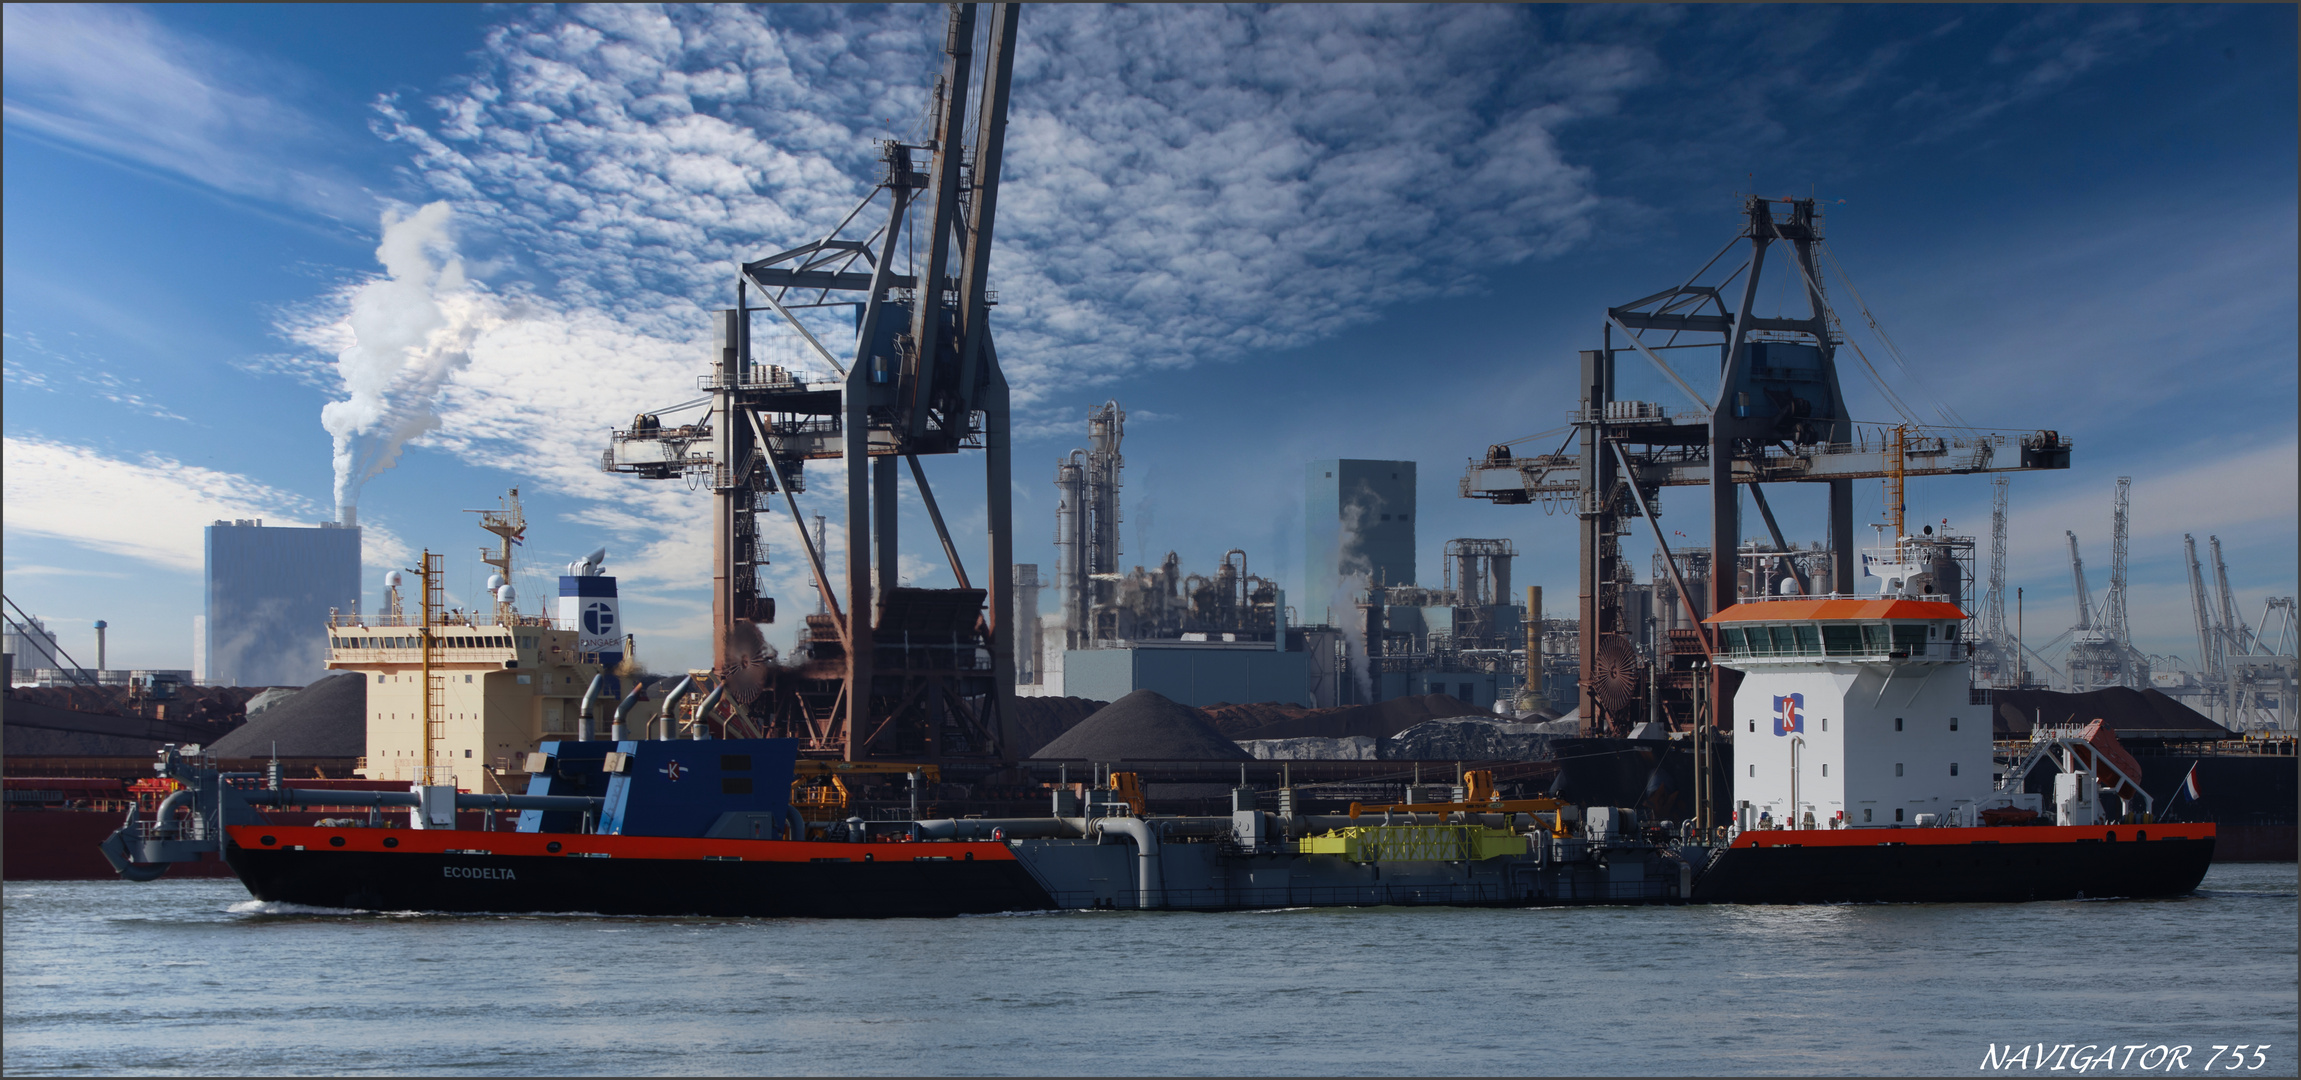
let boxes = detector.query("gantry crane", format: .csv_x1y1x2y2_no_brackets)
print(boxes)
1463,197,2073,744
601,4,1023,763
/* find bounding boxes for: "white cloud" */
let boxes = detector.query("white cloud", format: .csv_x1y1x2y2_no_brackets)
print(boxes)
0,4,374,221
369,5,1641,406
247,5,1651,657
0,436,411,573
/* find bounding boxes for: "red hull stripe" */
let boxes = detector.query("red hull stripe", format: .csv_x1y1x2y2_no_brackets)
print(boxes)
227,825,1021,863
1731,823,2215,849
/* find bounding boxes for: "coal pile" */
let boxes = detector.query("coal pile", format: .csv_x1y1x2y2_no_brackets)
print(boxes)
1990,687,2231,740
1006,695,1107,758
210,672,367,758
1031,689,1253,761
1382,718,1556,761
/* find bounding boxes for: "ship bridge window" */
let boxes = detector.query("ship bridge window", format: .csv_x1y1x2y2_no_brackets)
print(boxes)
1766,626,1797,655
1822,624,1862,656
1890,624,1927,650
1944,623,1961,641
1863,624,1890,651
1793,625,1821,654
1722,627,1748,653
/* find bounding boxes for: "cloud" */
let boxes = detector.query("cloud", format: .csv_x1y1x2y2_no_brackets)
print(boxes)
0,4,374,221
370,5,1642,407
0,435,411,573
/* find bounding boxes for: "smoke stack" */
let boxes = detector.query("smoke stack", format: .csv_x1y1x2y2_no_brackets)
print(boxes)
339,504,357,528
93,620,107,673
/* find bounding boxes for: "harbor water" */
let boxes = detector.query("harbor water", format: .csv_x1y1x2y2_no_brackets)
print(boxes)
5,865,2294,1077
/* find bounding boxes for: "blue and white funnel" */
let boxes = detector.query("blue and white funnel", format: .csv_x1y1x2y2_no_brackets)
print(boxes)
558,547,622,668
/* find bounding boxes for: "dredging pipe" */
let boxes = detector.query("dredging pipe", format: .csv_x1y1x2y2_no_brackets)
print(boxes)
688,682,725,740
654,675,695,740
577,674,607,741
611,681,648,741
1094,817,1163,911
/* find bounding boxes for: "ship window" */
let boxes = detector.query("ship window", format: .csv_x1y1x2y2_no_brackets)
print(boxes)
1821,764,1828,777
1949,717,1958,731
1944,623,1961,641
1891,624,1927,650
1895,763,1904,777
464,674,473,683
720,755,752,771
377,674,385,684
1863,808,1873,822
1894,717,1903,731
1894,808,1904,822
1822,624,1861,656
1820,718,1827,731
1749,764,1756,777
1863,624,1890,651
1749,720,1756,733
1950,763,1959,776
1794,625,1821,655
1768,626,1798,654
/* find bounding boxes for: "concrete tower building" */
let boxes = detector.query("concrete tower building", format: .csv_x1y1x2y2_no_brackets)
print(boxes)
204,519,361,687
1306,460,1416,623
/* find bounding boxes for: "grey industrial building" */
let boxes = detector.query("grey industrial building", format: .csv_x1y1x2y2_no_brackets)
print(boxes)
203,519,360,687
1306,459,1416,622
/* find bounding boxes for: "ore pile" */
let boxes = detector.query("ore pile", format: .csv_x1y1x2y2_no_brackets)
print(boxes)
210,672,367,758
1381,718,1556,761
1031,689,1253,761
1237,735,1379,761
1989,687,2230,740
1005,695,1108,758
1205,694,1487,741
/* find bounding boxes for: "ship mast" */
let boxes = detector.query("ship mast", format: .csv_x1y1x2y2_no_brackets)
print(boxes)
469,488,527,626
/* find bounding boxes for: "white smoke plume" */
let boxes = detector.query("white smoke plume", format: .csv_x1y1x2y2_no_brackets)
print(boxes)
1315,501,1376,703
319,201,495,519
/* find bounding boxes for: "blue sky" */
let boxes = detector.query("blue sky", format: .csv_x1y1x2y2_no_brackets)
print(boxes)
5,3,2294,680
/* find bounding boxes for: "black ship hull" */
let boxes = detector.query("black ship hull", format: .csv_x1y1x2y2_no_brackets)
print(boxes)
227,842,1057,918
1691,824,2217,904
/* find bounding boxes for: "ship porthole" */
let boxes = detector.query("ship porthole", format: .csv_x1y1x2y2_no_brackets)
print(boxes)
546,841,562,853
2105,831,2117,842
2137,830,2147,841
329,836,346,847
965,851,974,861
383,837,399,849
864,852,875,862
260,835,277,846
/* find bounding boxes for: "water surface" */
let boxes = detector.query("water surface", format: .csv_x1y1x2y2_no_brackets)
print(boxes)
6,865,2294,1076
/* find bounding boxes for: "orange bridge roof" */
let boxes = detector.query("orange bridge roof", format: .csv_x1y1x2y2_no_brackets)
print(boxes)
1706,598,1970,623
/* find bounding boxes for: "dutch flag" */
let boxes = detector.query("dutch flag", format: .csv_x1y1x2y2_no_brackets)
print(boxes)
2181,764,2204,801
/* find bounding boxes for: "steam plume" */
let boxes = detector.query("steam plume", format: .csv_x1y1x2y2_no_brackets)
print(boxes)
319,202,492,520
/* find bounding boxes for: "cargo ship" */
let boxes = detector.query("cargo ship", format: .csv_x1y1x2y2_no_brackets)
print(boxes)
106,740,1703,913
1684,545,2215,902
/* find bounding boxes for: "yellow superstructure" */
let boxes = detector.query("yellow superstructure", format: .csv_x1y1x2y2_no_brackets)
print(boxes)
329,619,613,789
1298,825,1529,863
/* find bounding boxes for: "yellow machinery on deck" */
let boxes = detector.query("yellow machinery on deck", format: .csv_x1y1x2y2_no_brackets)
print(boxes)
790,761,941,821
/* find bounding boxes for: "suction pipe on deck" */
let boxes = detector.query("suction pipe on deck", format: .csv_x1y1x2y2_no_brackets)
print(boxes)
690,682,725,740
1094,817,1163,911
577,674,606,741
612,681,649,741
655,676,695,740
